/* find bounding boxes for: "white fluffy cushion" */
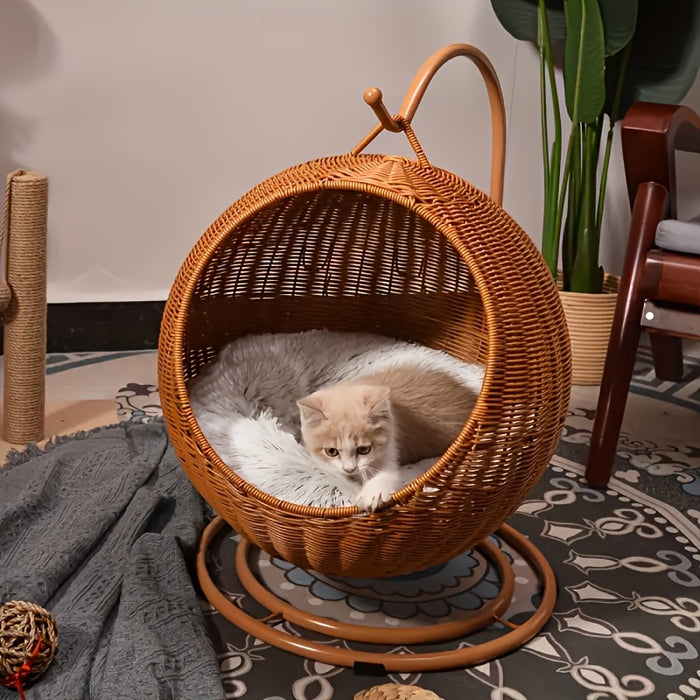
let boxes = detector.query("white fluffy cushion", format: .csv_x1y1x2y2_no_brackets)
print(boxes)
188,330,484,508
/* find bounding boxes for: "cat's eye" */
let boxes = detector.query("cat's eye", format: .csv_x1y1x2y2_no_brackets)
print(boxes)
356,445,371,455
323,447,340,458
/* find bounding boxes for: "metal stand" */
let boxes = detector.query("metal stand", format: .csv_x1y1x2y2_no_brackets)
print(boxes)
197,517,556,672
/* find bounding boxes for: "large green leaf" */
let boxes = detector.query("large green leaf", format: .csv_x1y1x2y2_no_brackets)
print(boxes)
490,0,566,43
563,0,606,123
491,0,636,52
598,0,638,56
619,0,700,114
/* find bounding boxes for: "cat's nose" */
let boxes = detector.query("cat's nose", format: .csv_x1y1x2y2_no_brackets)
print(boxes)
341,464,356,474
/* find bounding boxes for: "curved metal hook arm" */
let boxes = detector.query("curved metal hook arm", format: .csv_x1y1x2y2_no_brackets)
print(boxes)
361,43,506,205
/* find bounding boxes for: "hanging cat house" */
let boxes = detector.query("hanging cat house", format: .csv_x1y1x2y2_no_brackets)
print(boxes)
158,45,571,667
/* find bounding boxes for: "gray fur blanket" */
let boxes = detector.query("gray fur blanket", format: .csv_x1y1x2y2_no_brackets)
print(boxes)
0,421,224,699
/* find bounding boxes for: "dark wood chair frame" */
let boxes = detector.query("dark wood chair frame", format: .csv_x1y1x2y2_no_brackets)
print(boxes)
586,101,700,488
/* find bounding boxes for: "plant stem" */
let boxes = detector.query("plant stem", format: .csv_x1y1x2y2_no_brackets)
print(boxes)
539,13,550,187
583,119,599,248
583,121,599,231
562,124,582,289
555,131,572,266
596,120,614,234
595,42,633,233
538,0,563,279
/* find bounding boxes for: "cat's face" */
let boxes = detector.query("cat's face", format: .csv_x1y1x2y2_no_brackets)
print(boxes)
297,384,395,479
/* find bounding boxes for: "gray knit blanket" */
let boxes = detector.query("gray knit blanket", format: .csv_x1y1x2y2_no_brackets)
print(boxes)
0,421,225,699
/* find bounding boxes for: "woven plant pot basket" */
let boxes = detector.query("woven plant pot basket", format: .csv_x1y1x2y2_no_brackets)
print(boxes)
157,45,572,578
559,274,619,386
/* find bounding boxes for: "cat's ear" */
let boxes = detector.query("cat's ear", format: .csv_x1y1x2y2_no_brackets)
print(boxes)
362,385,391,422
297,394,326,426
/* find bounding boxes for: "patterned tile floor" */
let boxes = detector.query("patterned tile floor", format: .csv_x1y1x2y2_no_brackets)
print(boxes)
0,340,698,699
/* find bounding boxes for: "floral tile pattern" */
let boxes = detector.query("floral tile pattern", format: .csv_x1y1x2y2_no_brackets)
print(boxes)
116,381,161,423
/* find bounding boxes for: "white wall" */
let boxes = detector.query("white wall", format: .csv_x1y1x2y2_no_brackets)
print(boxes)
1,1,698,302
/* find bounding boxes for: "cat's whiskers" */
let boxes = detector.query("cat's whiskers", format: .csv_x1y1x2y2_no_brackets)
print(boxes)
359,465,379,485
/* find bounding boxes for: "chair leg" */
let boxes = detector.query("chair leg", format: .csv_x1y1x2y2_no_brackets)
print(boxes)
586,314,643,487
585,182,669,487
649,332,684,381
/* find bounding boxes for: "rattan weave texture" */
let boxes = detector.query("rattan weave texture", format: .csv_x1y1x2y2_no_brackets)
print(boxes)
158,149,571,577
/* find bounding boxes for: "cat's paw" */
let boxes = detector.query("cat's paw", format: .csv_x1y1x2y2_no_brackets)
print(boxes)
355,488,389,512
355,473,398,512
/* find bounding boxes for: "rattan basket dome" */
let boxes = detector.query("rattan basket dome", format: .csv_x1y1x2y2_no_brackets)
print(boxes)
158,45,571,579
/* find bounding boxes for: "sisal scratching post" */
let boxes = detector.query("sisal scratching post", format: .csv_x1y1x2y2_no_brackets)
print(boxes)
1,170,48,443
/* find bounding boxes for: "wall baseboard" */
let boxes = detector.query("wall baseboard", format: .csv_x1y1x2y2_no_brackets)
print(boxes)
1,301,166,353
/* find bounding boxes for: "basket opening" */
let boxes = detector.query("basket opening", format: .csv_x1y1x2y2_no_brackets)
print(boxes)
182,188,488,383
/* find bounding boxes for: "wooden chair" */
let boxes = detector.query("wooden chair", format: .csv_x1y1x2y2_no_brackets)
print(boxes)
586,101,700,487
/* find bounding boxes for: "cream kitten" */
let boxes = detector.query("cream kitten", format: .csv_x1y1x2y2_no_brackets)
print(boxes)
297,367,477,511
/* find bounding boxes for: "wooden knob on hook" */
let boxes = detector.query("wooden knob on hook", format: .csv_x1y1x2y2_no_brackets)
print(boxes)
363,87,402,132
363,87,383,107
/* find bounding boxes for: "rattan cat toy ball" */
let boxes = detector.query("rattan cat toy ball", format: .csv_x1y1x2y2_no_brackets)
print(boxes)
0,601,58,699
355,684,444,700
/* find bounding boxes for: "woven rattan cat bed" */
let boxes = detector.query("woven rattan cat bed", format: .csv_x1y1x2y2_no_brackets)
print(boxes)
158,45,571,670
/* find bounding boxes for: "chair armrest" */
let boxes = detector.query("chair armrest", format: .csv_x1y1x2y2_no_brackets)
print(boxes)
621,101,700,217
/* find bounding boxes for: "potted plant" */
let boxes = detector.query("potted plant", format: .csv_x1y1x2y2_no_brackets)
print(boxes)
490,0,700,382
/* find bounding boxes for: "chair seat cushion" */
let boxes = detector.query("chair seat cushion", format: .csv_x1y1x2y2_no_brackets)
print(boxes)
656,214,700,255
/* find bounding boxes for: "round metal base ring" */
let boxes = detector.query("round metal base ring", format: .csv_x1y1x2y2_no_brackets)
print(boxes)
197,517,556,672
